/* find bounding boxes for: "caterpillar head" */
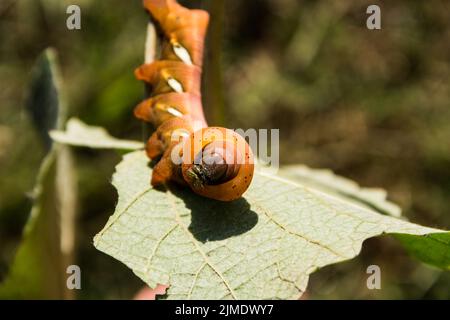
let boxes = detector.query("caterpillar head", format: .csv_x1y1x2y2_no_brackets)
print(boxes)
180,127,254,201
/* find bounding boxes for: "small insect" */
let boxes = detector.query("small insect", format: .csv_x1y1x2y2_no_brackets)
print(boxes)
135,0,254,201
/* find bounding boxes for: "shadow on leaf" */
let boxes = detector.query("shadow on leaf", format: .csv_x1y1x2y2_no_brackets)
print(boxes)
170,185,258,243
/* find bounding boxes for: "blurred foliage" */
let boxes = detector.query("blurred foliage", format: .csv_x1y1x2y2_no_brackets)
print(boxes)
0,0,449,299
0,49,73,299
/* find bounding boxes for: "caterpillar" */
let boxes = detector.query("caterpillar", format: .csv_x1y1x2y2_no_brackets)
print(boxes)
134,0,254,201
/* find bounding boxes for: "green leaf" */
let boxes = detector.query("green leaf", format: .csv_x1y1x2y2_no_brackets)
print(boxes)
94,151,449,300
50,118,144,150
395,233,450,270
0,49,76,299
24,48,64,150
279,166,450,270
0,150,72,299
279,165,401,217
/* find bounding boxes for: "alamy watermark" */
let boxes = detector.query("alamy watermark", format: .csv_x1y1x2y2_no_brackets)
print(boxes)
366,265,381,290
66,265,81,290
66,5,81,30
168,121,280,174
366,5,381,30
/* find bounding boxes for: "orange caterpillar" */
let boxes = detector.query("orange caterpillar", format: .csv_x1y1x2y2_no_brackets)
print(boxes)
134,0,254,201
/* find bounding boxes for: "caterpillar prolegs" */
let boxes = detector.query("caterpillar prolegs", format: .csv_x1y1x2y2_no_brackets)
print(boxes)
134,0,254,201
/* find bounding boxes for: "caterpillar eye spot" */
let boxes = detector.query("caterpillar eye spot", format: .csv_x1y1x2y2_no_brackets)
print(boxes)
166,107,184,117
167,77,184,93
172,41,193,65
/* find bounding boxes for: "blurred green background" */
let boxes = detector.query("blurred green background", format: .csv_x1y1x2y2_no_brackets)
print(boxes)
0,0,449,299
